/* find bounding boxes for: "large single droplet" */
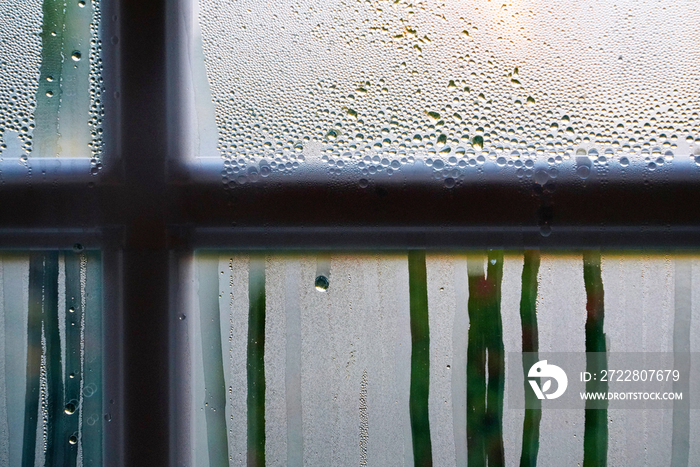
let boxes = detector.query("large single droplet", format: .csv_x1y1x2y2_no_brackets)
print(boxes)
426,111,441,123
71,51,82,61
576,165,590,179
68,435,78,445
315,275,329,292
65,403,76,415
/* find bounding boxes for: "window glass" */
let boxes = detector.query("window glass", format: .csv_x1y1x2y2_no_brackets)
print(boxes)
195,0,700,185
0,251,102,466
0,0,103,163
191,252,700,465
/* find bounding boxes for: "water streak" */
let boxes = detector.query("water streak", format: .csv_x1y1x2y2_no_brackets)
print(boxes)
248,257,266,466
582,251,608,467
408,251,432,467
519,251,541,467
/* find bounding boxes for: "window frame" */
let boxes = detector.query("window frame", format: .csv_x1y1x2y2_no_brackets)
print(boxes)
1,0,699,465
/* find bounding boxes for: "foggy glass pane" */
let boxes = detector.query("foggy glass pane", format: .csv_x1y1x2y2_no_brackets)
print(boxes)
190,252,700,466
194,0,700,183
0,252,102,466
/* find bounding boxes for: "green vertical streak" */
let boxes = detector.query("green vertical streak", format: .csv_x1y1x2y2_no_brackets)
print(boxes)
82,252,103,465
248,258,266,467
485,251,505,467
467,252,505,467
197,256,230,466
33,0,67,158
582,251,608,467
22,254,45,466
42,252,62,466
519,250,541,467
63,253,82,466
408,251,432,467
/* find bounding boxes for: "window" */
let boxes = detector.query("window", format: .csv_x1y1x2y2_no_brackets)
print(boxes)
2,0,699,465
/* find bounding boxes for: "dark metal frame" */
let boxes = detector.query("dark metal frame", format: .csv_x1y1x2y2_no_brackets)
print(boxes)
0,0,698,465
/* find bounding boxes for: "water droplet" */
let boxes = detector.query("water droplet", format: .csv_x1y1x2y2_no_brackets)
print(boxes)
576,165,590,179
619,156,629,167
539,225,552,237
71,51,82,61
358,178,369,188
68,435,78,445
68,307,75,313
426,111,441,123
534,169,549,185
444,177,455,188
315,275,329,292
179,314,186,320
45,90,53,97
78,0,86,6
65,403,76,415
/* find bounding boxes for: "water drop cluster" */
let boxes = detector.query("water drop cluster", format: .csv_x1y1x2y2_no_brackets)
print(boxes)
0,0,42,157
88,0,105,168
199,0,700,187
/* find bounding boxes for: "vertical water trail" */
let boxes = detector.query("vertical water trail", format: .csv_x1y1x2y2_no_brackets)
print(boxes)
519,250,541,467
466,251,505,467
196,255,230,466
582,251,608,467
466,256,486,467
23,253,61,465
63,252,83,465
408,251,432,466
359,370,369,467
4,256,28,466
484,251,505,467
248,257,266,467
452,258,469,467
671,259,691,467
42,252,61,466
32,0,67,158
23,254,47,466
285,259,303,466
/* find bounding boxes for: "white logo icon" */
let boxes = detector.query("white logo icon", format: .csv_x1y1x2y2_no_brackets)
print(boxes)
528,360,568,400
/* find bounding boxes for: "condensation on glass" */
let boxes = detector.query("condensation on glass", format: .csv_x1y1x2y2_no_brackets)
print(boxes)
0,251,102,466
193,0,700,187
0,0,103,165
189,252,700,466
